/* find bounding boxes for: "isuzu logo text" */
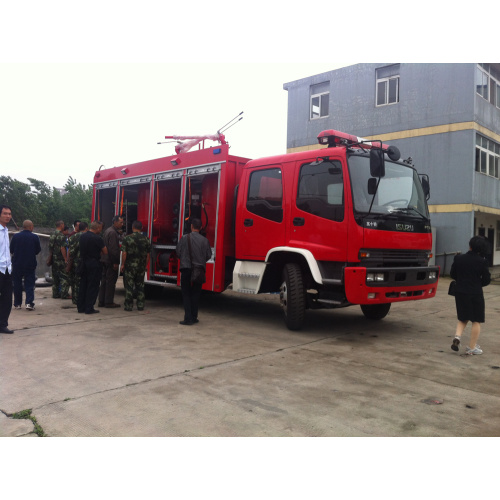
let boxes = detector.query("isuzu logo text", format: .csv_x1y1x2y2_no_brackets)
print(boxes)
396,223,414,232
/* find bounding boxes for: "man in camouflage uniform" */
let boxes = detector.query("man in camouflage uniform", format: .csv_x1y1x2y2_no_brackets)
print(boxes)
120,220,150,311
66,221,88,306
48,220,70,299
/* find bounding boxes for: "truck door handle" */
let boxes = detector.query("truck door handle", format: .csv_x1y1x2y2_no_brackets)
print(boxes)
293,217,305,226
244,218,254,227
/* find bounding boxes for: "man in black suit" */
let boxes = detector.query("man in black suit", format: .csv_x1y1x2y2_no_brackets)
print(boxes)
10,220,41,311
78,221,108,314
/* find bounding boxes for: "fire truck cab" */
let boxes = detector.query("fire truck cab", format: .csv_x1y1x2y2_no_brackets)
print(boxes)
92,129,439,330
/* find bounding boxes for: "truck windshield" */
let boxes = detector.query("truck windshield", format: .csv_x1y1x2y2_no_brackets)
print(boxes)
348,153,429,219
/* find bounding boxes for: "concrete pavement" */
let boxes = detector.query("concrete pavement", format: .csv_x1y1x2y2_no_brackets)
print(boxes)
1,276,500,437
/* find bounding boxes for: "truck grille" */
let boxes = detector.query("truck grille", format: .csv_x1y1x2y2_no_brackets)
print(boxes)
361,249,429,268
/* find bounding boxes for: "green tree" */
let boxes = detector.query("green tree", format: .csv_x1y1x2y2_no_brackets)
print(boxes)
0,175,92,229
0,176,37,227
60,176,93,225
28,178,62,226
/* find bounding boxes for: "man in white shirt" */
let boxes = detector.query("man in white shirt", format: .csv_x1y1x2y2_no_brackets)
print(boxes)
0,204,14,334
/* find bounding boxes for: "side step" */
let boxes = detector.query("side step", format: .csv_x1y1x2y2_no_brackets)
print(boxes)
232,261,267,294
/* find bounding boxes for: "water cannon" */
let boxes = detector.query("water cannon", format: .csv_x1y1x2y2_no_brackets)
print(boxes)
162,112,243,155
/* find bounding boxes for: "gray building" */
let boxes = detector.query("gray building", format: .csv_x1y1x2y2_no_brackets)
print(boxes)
283,63,500,272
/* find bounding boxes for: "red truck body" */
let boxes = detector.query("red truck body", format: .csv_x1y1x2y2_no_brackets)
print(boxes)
92,130,439,329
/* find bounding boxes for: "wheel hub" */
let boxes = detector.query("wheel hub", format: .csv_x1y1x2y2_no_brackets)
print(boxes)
279,281,287,312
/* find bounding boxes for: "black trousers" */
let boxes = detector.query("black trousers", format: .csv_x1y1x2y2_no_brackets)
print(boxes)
78,260,102,313
180,268,202,322
0,270,13,328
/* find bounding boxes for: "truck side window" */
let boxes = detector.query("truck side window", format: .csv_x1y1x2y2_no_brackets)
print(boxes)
297,160,344,222
246,168,283,223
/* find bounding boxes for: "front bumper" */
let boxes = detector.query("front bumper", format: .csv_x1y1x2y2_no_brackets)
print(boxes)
344,266,440,305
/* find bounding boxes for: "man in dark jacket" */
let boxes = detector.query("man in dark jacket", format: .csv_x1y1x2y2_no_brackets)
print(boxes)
78,221,108,314
98,215,123,308
175,218,212,325
10,220,41,311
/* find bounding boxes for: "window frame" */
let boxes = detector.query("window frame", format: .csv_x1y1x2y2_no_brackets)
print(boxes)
475,133,500,179
296,159,345,223
376,65,400,107
310,91,329,120
246,167,283,223
476,64,500,109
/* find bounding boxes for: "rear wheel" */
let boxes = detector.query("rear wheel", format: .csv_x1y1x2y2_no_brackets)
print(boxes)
280,263,306,330
360,303,391,320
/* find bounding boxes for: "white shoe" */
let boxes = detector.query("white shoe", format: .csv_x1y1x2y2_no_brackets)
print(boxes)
465,346,483,355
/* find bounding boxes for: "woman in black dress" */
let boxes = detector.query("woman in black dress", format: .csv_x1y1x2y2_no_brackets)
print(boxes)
450,236,491,355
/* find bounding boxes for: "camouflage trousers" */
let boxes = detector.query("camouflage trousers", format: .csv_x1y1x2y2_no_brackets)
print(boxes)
68,270,81,305
52,259,70,299
123,268,146,311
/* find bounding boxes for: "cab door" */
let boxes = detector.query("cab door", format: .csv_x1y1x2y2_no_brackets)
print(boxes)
289,158,348,265
236,165,286,260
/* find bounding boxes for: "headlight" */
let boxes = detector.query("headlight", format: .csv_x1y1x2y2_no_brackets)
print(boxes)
429,271,437,280
367,273,385,282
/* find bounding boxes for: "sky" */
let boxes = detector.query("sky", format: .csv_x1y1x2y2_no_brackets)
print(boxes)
0,62,349,188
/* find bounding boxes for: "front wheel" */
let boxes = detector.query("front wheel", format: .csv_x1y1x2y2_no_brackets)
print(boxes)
360,303,391,320
280,263,306,330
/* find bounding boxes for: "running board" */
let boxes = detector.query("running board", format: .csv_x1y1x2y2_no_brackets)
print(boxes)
232,261,267,294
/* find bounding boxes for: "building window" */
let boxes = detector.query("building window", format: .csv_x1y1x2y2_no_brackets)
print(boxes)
497,221,500,251
476,65,489,100
310,82,329,119
376,64,400,106
476,64,500,108
475,134,500,178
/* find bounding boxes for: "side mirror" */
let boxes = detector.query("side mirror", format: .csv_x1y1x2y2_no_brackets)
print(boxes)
420,174,430,200
367,177,378,195
370,149,385,177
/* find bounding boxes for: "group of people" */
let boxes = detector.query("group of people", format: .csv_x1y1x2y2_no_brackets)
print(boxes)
0,203,212,333
50,215,152,315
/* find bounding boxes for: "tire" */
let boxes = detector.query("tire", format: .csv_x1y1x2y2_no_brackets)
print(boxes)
280,263,306,330
360,303,391,320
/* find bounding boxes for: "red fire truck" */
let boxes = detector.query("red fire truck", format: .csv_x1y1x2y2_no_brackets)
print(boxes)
92,128,439,330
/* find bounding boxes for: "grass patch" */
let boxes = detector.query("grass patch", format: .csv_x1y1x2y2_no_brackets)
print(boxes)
11,409,46,437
